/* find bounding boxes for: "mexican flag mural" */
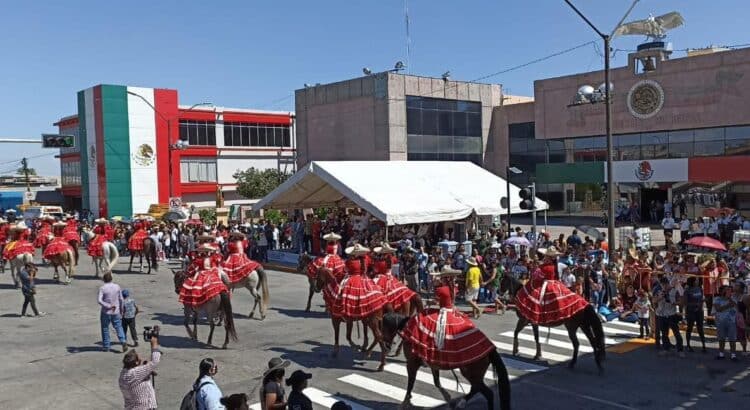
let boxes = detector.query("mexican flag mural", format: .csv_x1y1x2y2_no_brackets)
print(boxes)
77,85,178,218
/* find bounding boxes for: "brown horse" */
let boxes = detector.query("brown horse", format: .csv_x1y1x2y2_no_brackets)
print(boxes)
48,249,76,284
315,268,387,371
382,313,511,410
500,275,606,370
172,269,238,348
128,237,157,274
296,253,322,312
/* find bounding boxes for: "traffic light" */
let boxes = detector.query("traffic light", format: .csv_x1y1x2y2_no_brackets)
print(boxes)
519,186,535,210
42,134,75,148
500,196,509,209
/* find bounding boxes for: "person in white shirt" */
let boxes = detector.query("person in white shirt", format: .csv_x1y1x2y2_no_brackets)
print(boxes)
661,214,675,237
707,217,720,239
679,218,691,243
744,219,750,231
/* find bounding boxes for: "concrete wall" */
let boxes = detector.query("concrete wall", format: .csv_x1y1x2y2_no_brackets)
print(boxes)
486,101,534,177
534,47,750,139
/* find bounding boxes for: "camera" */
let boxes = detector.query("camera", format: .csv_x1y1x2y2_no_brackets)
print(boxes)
143,325,160,341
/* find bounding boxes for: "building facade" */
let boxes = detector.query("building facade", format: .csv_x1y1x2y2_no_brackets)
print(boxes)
55,84,295,217
294,72,506,170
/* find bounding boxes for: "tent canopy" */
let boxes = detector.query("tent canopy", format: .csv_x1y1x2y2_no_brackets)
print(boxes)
253,161,548,226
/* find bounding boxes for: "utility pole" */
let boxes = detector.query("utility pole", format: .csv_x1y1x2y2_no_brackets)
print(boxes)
531,180,537,250
21,157,31,205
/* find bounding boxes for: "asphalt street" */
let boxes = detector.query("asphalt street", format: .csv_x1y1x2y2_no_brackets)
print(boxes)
0,252,748,410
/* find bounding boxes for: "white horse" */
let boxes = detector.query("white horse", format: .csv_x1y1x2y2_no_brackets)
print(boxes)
9,252,34,288
82,229,120,277
47,248,76,284
229,268,270,319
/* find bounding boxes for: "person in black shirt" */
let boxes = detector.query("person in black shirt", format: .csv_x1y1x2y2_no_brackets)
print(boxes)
285,370,313,410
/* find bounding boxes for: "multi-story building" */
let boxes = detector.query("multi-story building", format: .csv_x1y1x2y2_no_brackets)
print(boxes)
54,84,295,216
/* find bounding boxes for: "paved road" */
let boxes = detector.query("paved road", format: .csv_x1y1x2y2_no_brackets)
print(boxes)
0,253,748,409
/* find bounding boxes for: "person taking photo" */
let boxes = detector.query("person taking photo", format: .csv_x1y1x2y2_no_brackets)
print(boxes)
119,331,161,409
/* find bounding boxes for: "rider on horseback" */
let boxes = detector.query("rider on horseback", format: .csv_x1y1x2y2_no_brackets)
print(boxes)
128,218,149,253
515,247,590,325
87,218,110,258
3,222,34,262
44,222,74,260
308,232,346,308
221,232,261,284
33,215,55,249
332,244,386,320
179,244,229,307
372,242,416,312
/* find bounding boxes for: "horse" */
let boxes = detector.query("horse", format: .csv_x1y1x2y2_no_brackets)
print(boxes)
128,237,157,274
315,268,387,371
8,252,34,288
47,249,76,284
82,230,120,277
229,267,270,319
500,275,606,370
296,252,322,312
172,269,238,348
382,312,511,410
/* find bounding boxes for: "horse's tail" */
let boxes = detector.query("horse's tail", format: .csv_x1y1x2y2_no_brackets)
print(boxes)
105,242,119,273
489,349,512,410
258,268,270,313
584,304,606,362
220,292,238,342
411,293,424,314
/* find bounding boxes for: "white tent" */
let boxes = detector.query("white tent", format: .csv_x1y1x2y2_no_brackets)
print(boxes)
252,161,548,226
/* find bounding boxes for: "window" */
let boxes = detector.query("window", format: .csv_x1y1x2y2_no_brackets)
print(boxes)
61,161,81,186
405,95,483,164
640,132,668,159
725,126,750,155
223,122,291,147
179,158,217,183
508,122,535,140
693,127,725,157
179,120,216,146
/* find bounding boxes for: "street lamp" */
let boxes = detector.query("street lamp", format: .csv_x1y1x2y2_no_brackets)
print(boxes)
126,90,212,198
563,0,639,261
505,166,522,235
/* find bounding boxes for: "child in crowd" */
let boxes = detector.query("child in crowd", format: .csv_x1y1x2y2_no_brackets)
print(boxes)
121,289,140,347
634,289,651,339
20,263,45,317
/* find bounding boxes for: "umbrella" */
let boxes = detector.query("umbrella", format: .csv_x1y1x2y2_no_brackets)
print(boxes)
185,218,203,227
504,236,531,247
576,225,604,241
685,236,727,251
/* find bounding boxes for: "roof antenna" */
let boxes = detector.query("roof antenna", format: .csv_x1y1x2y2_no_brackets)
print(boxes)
404,0,411,73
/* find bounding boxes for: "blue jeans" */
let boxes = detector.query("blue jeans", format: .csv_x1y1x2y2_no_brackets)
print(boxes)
591,290,603,308
101,312,126,349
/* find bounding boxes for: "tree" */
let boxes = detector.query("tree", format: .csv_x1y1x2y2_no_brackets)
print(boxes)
233,167,291,199
18,167,36,176
198,208,216,226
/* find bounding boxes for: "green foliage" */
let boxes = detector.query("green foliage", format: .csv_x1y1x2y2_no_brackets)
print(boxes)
198,208,216,226
263,209,284,225
313,207,329,220
233,167,291,199
18,167,37,176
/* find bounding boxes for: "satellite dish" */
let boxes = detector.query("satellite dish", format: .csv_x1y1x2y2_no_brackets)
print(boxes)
597,83,614,94
613,11,685,41
394,61,405,70
362,67,372,75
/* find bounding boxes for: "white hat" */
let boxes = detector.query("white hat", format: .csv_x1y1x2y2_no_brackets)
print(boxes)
323,232,342,242
466,257,478,266
536,246,561,258
94,218,108,224
345,243,370,256
12,221,28,231
373,242,396,254
53,221,67,228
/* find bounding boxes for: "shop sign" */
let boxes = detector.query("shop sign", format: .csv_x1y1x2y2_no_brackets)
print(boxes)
606,158,688,183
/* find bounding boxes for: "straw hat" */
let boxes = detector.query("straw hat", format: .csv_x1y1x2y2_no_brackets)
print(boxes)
466,257,478,266
263,357,290,377
196,243,218,253
536,247,561,258
94,218,108,224
627,248,639,260
53,222,67,228
373,242,396,254
11,221,28,231
0,218,6,224
323,232,342,242
345,243,370,256
197,233,215,242
43,215,56,221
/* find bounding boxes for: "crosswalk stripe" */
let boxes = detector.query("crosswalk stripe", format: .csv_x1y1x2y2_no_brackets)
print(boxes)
338,373,445,408
518,327,622,345
303,387,373,410
383,363,472,393
603,320,641,330
492,340,569,363
500,356,548,372
507,331,594,353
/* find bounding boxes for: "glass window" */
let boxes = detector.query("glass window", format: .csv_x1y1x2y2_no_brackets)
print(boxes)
181,120,216,146
422,110,438,135
668,130,693,143
508,122,535,140
453,112,467,136
694,139,724,156
438,111,452,136
406,96,421,108
282,127,291,147
180,158,217,182
510,139,527,153
405,96,482,163
725,126,750,155
240,126,250,146
694,127,724,141
250,126,259,146
406,108,421,135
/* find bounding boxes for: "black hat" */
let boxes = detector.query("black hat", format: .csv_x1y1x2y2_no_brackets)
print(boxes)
263,357,290,377
331,402,353,410
285,369,312,386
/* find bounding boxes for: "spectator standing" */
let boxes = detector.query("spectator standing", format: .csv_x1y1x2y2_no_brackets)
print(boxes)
194,358,225,410
732,281,748,355
19,263,45,317
119,333,161,410
682,277,707,352
713,285,738,360
261,357,289,410
566,229,582,249
121,289,140,347
98,272,128,353
634,289,651,339
679,218,691,243
661,213,675,238
654,277,685,357
285,370,313,410
465,257,483,319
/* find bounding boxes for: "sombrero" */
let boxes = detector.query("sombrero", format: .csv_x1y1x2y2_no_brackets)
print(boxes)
345,243,370,256
430,266,463,277
466,257,478,266
0,218,6,224
536,247,561,258
11,222,28,231
263,357,290,377
628,248,639,260
323,232,342,242
53,222,67,228
43,215,56,221
229,231,246,240
196,244,218,253
373,242,396,254
94,218,108,224
197,233,215,242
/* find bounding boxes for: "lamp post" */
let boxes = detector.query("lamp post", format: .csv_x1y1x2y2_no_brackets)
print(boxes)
505,166,522,236
563,0,637,261
126,91,212,198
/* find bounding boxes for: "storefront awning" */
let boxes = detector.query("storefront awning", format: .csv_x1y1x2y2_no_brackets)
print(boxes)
253,161,549,225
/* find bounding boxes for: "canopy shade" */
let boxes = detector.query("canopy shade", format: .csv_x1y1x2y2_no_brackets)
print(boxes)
253,161,548,226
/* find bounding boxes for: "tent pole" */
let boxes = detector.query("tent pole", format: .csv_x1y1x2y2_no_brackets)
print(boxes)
544,210,548,231
385,224,389,242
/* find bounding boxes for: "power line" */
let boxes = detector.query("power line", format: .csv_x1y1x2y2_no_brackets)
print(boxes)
613,41,750,54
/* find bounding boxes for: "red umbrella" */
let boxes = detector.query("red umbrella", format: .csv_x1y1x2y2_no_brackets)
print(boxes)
685,236,726,251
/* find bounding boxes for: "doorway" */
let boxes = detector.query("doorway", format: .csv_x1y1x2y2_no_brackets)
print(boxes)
641,188,669,223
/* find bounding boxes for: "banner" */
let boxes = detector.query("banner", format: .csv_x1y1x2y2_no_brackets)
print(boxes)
607,158,688,183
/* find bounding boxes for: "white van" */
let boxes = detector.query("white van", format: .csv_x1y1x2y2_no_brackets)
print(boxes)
23,206,64,223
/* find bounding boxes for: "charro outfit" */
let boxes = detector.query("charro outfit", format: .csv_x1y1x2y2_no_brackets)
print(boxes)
400,286,495,369
178,251,228,307
222,238,262,284
43,224,73,259
87,220,110,257
33,219,53,249
127,221,149,252
3,224,34,260
515,257,589,325
373,251,415,311
332,248,386,320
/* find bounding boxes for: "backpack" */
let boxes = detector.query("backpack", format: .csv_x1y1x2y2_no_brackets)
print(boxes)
179,381,211,410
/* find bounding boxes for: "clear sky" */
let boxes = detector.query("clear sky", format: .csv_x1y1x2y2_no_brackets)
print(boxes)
1,0,747,176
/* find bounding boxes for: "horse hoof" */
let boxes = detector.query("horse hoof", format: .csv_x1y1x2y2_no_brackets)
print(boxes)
222,344,228,350
533,354,542,361
376,365,384,372
249,312,254,319
567,361,576,369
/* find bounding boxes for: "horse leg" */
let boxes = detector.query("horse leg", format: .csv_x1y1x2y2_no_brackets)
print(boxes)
331,317,341,358
306,281,314,312
248,282,260,319
139,253,143,273
192,312,199,341
184,309,196,340
431,368,452,404
532,324,542,361
128,253,134,272
207,317,215,346
512,316,527,356
457,386,479,410
401,358,420,409
346,320,357,349
566,323,580,369
477,382,494,410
